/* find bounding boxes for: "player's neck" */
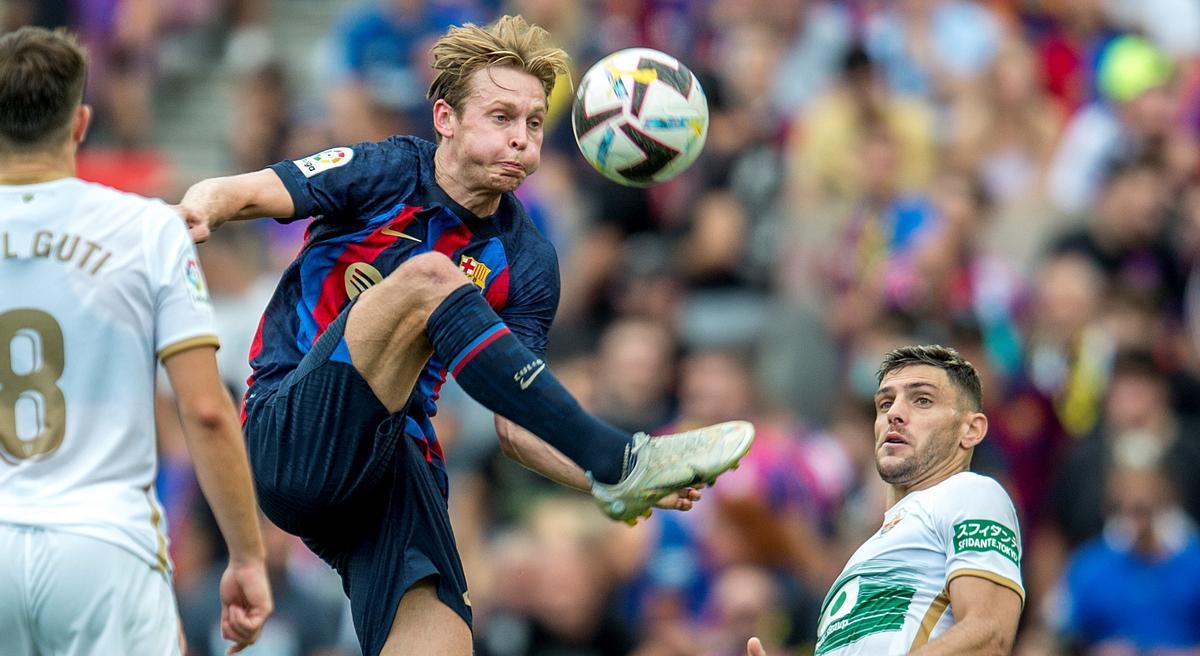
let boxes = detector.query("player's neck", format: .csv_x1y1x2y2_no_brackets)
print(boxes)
433,146,501,217
0,147,75,184
886,461,968,507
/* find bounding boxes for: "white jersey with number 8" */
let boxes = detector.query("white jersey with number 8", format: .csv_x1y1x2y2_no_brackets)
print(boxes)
0,177,218,572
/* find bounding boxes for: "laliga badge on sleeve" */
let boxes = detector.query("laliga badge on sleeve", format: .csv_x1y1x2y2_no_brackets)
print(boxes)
294,147,355,178
184,257,211,307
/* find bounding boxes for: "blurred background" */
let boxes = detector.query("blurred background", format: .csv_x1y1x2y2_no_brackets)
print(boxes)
7,0,1200,654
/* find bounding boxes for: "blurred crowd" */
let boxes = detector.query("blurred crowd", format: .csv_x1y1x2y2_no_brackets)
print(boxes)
9,0,1200,654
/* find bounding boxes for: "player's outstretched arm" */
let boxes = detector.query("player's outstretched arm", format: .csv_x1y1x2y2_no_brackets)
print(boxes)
909,574,1022,656
176,169,295,242
164,346,273,654
493,416,702,513
495,415,588,489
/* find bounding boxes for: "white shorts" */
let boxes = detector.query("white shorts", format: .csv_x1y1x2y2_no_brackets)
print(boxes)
0,523,182,656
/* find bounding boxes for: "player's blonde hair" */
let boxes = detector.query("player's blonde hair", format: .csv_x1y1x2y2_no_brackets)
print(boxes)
427,15,570,112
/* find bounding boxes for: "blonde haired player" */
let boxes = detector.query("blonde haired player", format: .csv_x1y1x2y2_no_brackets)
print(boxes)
178,14,752,656
0,27,272,655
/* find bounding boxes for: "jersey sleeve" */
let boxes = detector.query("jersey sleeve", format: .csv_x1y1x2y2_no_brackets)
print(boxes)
147,205,220,360
268,139,419,223
936,475,1025,605
498,235,560,357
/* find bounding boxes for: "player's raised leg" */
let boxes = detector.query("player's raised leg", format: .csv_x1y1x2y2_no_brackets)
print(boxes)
346,251,632,483
346,251,754,522
342,255,443,414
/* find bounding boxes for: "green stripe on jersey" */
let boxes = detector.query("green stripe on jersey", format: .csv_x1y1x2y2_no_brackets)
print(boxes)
815,581,914,654
816,561,920,655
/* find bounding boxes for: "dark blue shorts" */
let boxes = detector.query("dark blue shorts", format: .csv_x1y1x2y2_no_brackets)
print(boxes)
243,308,471,656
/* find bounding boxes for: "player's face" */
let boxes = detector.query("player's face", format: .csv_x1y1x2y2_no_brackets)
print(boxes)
872,365,968,486
446,66,546,194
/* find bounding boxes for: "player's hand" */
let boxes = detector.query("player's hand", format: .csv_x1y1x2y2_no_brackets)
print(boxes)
747,637,767,656
175,179,226,243
219,558,273,655
654,485,702,511
173,201,212,243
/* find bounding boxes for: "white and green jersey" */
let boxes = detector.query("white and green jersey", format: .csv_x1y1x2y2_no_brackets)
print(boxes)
815,472,1024,655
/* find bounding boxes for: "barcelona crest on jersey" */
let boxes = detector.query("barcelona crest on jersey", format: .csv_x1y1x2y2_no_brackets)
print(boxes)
459,255,491,289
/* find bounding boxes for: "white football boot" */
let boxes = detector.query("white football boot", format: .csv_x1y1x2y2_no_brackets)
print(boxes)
590,420,755,524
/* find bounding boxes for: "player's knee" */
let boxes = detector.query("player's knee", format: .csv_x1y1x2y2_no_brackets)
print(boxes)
392,252,465,295
369,253,468,311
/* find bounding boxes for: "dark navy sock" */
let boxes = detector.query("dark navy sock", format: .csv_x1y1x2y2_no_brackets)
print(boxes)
426,285,632,484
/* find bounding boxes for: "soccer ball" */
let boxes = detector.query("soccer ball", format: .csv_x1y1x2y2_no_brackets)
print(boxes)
572,48,709,187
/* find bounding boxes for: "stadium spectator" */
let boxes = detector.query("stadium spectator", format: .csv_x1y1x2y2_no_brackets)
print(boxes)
945,36,1062,210
1044,351,1200,552
1031,350,1200,618
785,45,936,213
1053,438,1200,653
895,169,1026,343
1051,156,1185,318
1047,35,1180,216
593,317,678,434
475,498,636,656
1024,251,1112,438
228,61,297,173
701,565,792,656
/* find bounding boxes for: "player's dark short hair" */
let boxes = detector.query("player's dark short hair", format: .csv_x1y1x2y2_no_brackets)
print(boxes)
0,27,86,152
877,344,983,412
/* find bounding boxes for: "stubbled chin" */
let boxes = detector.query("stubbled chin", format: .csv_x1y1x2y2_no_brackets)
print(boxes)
491,174,524,192
876,453,908,472
877,458,913,483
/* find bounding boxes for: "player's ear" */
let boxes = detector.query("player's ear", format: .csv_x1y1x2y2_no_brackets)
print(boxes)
432,99,455,140
71,105,92,146
960,411,987,449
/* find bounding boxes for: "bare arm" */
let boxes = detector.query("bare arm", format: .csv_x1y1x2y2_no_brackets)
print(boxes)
495,415,589,490
164,346,263,560
493,416,701,512
163,346,272,653
176,169,295,242
909,574,1023,656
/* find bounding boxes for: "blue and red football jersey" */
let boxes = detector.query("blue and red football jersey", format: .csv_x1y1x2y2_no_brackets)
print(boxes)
247,136,560,495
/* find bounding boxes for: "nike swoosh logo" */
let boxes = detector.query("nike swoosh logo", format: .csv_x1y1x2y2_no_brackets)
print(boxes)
381,225,422,242
518,363,546,390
